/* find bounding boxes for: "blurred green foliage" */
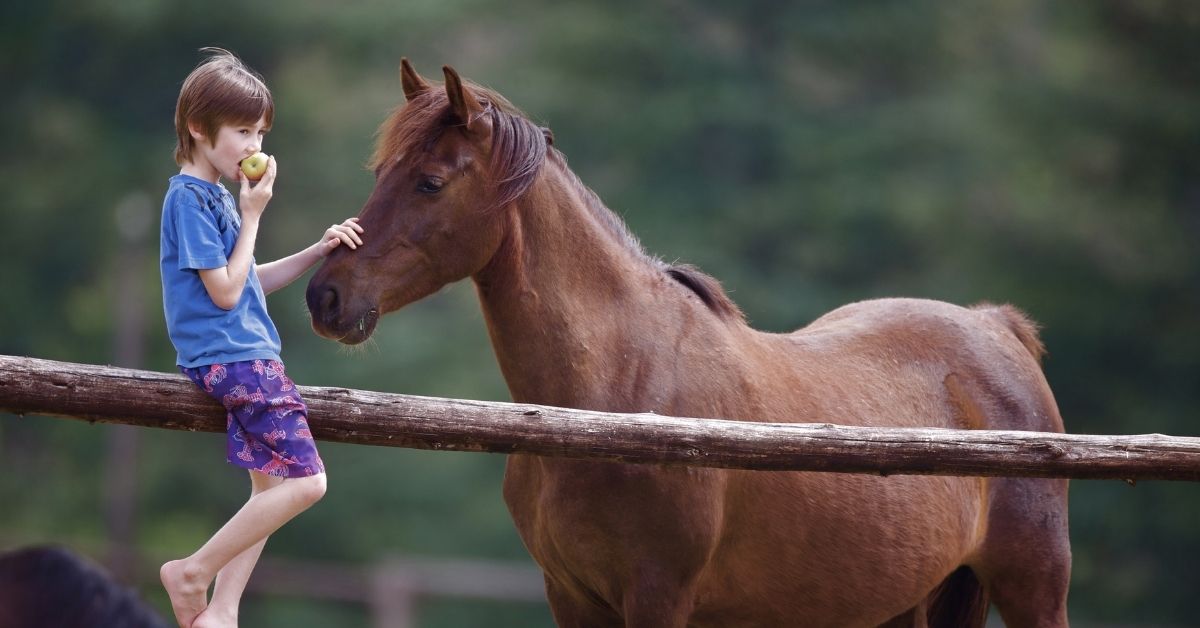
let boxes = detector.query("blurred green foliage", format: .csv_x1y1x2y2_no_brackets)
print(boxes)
2,1,1198,626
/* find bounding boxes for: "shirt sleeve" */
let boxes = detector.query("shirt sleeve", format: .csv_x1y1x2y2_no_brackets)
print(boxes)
173,187,229,271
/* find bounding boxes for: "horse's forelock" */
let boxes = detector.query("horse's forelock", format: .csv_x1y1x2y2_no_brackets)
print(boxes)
369,83,548,211
368,90,446,173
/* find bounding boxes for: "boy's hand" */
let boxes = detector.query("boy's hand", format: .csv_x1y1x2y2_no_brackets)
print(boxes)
319,217,364,256
238,155,277,219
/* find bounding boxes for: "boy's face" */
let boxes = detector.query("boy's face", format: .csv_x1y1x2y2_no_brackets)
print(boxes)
190,115,269,182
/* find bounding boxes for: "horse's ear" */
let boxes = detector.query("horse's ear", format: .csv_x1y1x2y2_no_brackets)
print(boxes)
400,58,430,102
443,65,485,132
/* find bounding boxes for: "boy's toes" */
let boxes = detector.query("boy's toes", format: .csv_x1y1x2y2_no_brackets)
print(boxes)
191,607,236,628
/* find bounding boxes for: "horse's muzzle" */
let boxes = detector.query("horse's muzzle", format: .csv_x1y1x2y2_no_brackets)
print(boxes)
305,280,377,344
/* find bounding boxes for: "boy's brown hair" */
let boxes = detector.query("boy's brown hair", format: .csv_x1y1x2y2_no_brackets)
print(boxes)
174,48,274,166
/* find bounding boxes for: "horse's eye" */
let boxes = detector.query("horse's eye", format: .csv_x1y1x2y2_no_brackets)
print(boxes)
417,177,444,194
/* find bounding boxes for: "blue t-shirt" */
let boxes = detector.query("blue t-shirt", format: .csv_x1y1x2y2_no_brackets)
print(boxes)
160,174,282,368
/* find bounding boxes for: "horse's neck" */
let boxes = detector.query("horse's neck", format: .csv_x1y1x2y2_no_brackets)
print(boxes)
473,160,676,409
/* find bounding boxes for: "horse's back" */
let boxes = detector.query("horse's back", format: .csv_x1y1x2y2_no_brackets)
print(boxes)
767,297,1062,434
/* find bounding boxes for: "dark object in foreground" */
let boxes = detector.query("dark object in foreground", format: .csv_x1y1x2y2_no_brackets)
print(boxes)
0,545,167,628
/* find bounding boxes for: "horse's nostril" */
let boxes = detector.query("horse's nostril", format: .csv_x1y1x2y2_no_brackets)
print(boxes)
320,287,338,313
307,281,339,319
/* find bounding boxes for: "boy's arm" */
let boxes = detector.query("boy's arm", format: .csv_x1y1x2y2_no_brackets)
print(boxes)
199,214,261,310
257,218,363,294
198,164,275,310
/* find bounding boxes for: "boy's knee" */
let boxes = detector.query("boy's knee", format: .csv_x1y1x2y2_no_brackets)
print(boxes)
298,473,327,506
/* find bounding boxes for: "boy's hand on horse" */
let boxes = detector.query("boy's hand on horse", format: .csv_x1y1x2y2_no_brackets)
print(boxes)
319,217,364,256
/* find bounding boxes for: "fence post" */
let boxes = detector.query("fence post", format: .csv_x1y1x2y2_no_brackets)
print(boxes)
371,564,418,628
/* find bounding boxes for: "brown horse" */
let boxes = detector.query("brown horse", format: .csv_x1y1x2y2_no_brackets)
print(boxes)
306,59,1071,627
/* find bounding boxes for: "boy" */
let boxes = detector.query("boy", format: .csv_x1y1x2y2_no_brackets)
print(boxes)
158,48,363,628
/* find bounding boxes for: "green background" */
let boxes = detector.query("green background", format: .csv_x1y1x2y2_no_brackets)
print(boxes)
2,1,1197,626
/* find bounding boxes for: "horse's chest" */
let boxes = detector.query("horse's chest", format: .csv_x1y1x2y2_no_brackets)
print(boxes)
504,456,724,577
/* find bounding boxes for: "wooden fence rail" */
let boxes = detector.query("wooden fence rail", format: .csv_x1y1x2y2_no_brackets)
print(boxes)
2,354,1198,481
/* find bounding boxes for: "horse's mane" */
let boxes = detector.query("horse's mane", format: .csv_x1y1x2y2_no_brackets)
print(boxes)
550,150,746,324
371,81,745,324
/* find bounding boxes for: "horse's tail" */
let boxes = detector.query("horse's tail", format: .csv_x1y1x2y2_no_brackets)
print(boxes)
925,566,989,628
974,302,1046,366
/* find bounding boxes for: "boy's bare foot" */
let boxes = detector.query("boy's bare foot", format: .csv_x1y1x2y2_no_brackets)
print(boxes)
160,559,209,627
192,606,237,628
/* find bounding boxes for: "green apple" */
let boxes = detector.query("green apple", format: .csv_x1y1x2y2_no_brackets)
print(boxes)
240,152,269,181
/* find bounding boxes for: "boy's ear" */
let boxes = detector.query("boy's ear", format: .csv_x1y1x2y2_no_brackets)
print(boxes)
187,121,206,141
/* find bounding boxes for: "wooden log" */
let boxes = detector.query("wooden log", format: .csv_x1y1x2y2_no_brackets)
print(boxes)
2,354,1198,481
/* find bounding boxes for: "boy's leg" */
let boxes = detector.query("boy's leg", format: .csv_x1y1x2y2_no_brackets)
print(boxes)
167,360,326,627
160,472,325,627
192,471,283,626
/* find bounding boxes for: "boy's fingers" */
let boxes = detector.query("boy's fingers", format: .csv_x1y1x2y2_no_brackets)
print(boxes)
324,230,355,247
339,225,363,245
319,221,364,253
252,157,278,189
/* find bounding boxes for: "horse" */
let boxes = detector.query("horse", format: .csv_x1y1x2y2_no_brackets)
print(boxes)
306,59,1071,627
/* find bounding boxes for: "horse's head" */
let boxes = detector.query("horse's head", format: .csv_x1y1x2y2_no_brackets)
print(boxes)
307,59,548,344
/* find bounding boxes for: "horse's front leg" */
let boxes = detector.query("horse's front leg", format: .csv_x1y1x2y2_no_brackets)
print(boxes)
619,561,698,628
876,605,928,628
542,569,696,628
544,574,623,628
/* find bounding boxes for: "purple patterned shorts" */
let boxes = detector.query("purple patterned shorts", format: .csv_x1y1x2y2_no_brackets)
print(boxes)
181,359,325,478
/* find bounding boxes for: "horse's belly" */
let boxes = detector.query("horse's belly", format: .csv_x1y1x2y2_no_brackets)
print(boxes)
691,471,985,626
